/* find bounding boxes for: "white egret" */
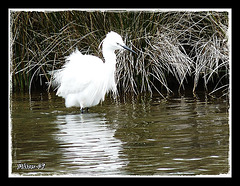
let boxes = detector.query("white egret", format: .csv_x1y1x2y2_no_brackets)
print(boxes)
51,31,136,113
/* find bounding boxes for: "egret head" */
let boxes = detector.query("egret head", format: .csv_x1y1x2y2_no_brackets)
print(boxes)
102,31,136,54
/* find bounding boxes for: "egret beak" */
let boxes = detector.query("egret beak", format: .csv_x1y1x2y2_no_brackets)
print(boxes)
118,43,137,55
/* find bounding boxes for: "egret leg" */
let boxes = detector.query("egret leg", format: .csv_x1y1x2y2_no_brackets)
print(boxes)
80,108,84,113
80,107,89,113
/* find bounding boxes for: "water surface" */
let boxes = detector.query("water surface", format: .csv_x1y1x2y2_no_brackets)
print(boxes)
10,92,229,176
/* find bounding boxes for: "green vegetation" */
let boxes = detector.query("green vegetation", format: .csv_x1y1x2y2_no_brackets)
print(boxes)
10,10,229,98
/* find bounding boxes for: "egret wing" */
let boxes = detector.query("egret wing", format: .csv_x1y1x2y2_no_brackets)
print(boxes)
54,50,104,98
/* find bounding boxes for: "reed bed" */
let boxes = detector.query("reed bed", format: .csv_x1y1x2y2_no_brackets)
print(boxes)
10,10,229,98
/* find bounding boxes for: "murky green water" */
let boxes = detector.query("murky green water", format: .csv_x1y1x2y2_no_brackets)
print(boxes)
10,92,230,176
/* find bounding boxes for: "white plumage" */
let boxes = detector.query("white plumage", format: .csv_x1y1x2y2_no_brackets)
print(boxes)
51,31,136,112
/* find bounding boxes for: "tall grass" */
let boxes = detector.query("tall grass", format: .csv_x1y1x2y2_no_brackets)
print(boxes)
10,10,229,98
